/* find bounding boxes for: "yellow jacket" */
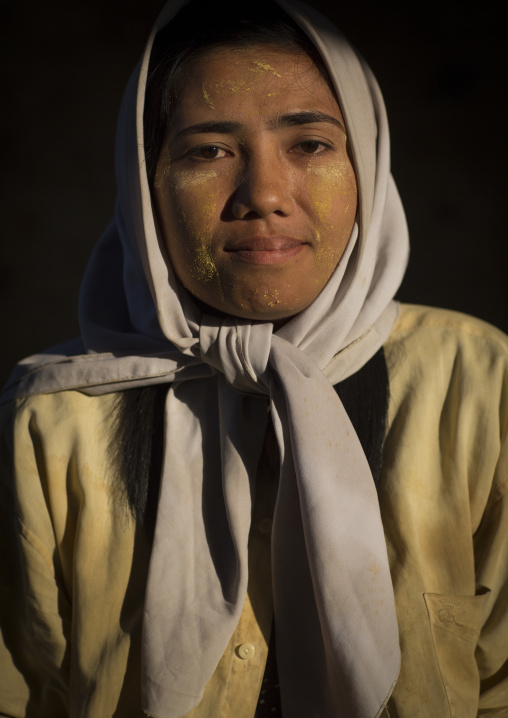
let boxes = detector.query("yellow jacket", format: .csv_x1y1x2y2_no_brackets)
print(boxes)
1,304,507,717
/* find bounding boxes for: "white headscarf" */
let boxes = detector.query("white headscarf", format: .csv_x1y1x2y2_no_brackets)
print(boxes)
3,1,409,715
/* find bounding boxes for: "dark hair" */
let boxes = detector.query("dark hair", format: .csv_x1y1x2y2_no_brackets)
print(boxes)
143,0,335,185
110,383,167,536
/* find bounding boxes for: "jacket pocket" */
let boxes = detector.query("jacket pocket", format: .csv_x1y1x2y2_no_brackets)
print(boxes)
424,588,490,718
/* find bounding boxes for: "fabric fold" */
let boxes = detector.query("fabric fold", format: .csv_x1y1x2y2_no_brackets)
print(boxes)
269,340,400,716
142,378,269,715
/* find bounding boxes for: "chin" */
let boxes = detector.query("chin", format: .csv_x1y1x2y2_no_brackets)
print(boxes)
191,290,303,324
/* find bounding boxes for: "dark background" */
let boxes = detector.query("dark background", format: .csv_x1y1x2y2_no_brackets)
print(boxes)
1,0,506,386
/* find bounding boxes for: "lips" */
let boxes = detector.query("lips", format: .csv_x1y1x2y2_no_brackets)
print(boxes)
224,235,308,265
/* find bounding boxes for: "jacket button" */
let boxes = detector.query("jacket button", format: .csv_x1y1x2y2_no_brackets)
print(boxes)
236,643,256,660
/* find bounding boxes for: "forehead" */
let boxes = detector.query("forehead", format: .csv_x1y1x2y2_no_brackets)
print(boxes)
173,46,344,124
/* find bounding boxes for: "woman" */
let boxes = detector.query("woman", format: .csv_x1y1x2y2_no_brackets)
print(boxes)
0,0,507,716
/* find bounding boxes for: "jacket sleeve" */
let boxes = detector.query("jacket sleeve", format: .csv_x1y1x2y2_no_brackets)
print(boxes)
475,390,508,715
475,491,508,715
0,399,70,718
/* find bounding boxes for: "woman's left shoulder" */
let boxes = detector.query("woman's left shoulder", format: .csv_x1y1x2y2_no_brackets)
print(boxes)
389,303,508,353
383,303,508,511
382,305,508,716
386,303,508,387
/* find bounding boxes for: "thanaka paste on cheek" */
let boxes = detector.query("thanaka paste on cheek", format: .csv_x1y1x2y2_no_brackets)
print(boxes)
306,156,357,276
307,159,354,221
179,191,224,300
171,169,219,190
155,154,224,298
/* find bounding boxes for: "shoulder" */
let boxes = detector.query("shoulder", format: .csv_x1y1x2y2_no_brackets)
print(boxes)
1,389,120,505
386,303,508,388
388,302,508,351
0,391,122,529
384,304,508,510
1,390,118,447
0,390,135,590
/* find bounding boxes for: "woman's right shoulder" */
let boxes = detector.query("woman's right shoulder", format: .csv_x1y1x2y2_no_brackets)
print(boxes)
0,391,122,518
0,389,133,561
1,390,119,441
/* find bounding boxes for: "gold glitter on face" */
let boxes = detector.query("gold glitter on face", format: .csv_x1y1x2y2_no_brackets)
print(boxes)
202,83,215,109
192,243,220,283
171,169,218,190
180,194,224,298
264,288,280,307
206,53,285,97
306,156,357,274
152,47,357,322
251,60,282,77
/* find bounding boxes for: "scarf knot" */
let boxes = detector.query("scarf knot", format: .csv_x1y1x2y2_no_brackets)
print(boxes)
199,318,273,396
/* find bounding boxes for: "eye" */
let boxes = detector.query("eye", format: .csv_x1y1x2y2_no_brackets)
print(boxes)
294,140,330,155
190,145,228,160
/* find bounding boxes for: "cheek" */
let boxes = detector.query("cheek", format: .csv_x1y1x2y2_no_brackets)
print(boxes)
306,159,357,270
159,172,224,294
176,186,217,246
306,159,357,224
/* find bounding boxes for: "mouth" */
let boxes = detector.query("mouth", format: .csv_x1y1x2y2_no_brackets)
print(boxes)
224,235,308,265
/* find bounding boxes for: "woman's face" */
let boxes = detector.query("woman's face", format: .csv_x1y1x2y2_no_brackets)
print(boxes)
153,46,357,322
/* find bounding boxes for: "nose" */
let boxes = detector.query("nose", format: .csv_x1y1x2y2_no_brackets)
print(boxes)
230,155,294,219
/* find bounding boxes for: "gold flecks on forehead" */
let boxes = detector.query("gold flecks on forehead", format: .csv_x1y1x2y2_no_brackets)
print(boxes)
250,60,282,78
212,56,283,95
202,83,215,109
219,78,254,94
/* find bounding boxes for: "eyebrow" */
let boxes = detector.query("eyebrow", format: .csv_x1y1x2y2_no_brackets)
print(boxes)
174,121,242,141
268,111,345,133
173,111,345,141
